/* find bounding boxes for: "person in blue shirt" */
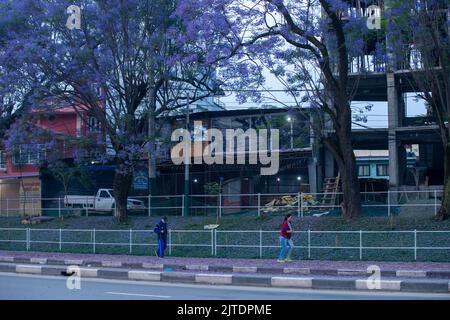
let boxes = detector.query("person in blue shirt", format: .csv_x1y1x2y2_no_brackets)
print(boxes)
154,217,168,258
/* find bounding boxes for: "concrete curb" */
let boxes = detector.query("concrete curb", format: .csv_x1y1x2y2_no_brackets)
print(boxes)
271,277,312,288
232,274,272,287
396,270,427,278
128,270,161,281
401,281,449,293
0,261,449,294
312,278,356,290
195,274,233,285
16,264,42,274
161,271,196,283
355,279,402,291
3,255,447,279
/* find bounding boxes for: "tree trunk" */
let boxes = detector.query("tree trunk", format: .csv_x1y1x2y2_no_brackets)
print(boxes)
338,150,362,219
147,83,157,196
148,110,157,195
336,127,362,219
113,171,133,222
438,145,450,220
332,99,362,219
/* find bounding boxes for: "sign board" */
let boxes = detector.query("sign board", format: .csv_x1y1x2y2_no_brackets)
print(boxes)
133,171,148,191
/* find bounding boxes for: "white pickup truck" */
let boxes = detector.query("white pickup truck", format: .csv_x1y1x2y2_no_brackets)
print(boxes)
64,188,146,213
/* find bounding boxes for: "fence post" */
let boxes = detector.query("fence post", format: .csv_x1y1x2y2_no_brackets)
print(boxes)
211,229,214,256
58,198,62,218
214,229,217,256
259,230,262,258
434,190,437,216
307,229,311,259
129,229,133,254
299,192,303,218
93,228,96,254
182,195,185,217
414,229,417,261
86,196,89,217
219,194,222,218
257,193,261,217
168,229,172,256
148,195,151,217
6,199,8,217
359,230,363,260
59,228,62,251
387,191,391,217
26,228,30,251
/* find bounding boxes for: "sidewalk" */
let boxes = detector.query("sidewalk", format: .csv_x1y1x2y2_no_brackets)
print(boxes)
1,250,450,273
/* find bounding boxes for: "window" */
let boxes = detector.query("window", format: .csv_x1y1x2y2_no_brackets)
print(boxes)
99,190,110,198
12,145,46,165
358,165,370,177
376,164,388,176
91,83,102,97
88,117,101,132
0,151,5,169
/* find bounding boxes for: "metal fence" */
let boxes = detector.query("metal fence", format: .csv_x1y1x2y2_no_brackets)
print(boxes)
0,228,449,261
0,190,443,218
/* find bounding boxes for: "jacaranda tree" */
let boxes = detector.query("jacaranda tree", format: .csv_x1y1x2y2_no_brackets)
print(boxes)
174,0,381,219
0,0,222,222
386,0,449,220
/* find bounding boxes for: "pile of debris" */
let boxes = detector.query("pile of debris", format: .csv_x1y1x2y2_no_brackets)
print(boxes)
21,216,54,225
261,194,319,214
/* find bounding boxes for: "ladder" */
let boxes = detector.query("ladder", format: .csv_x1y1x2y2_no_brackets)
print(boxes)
321,173,341,207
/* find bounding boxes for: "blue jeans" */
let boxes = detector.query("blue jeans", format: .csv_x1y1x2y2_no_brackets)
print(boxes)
278,236,293,260
157,239,167,258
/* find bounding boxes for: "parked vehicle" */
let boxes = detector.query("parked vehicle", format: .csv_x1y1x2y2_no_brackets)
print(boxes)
64,188,146,213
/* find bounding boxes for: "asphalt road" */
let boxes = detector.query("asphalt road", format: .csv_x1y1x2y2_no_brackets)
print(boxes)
0,273,449,300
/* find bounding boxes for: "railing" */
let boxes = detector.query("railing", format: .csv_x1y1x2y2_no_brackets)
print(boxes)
349,54,386,74
0,190,444,218
0,228,449,261
396,44,424,71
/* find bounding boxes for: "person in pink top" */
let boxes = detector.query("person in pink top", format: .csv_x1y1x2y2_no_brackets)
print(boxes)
278,214,294,262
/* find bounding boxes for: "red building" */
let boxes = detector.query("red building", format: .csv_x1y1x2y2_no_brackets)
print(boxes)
0,105,96,216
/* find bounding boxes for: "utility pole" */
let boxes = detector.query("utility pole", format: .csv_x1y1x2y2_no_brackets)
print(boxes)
146,0,156,202
184,102,190,216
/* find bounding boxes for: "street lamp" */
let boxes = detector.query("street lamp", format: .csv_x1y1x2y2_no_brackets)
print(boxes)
287,116,293,150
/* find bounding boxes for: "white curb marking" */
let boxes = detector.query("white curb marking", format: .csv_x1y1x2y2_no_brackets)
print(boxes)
102,261,122,267
30,258,47,265
64,259,83,265
396,270,427,278
142,263,164,269
16,265,42,274
283,268,310,274
195,274,233,285
271,277,313,288
186,265,209,271
232,266,257,273
128,270,161,281
338,269,367,276
0,257,14,263
355,279,402,291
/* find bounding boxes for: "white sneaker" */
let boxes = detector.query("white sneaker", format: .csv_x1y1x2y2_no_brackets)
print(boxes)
277,259,285,263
